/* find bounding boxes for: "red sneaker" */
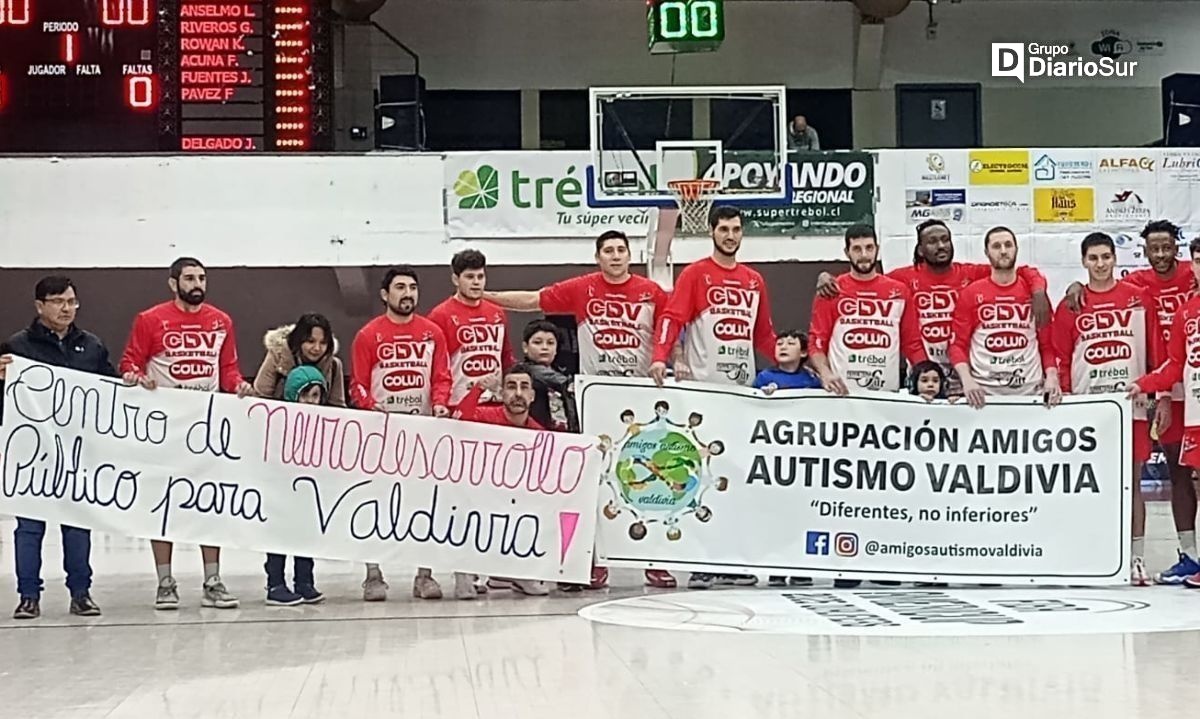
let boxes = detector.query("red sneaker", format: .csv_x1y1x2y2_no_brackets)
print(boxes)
644,569,677,588
589,566,610,590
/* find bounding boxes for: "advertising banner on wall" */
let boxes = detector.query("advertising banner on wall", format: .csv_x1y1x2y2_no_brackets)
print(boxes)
444,151,655,239
580,378,1131,586
740,151,876,236
0,359,605,584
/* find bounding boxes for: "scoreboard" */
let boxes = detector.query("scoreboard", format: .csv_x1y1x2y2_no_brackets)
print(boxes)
0,0,333,152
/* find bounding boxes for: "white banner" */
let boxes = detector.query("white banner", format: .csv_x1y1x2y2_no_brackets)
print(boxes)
0,359,604,583
444,151,654,239
579,378,1132,585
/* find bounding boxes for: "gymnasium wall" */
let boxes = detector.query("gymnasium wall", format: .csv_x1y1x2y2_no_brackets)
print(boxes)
371,0,1190,148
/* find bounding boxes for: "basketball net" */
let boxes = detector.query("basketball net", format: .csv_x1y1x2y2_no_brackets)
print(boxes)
667,179,721,236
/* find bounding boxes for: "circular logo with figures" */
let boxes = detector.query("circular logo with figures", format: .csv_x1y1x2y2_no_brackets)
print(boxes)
598,401,727,541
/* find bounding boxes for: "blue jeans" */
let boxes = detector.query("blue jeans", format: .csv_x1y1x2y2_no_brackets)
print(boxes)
265,554,314,588
15,518,93,599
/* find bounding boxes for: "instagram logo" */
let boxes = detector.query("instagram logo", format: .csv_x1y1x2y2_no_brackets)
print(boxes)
835,532,859,557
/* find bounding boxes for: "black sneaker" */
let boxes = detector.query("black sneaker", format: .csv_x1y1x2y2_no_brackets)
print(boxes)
834,579,862,589
768,576,787,587
687,573,716,589
13,597,40,619
70,594,102,616
294,584,326,604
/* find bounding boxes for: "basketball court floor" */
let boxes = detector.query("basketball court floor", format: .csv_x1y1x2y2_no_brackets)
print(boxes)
2,499,1199,719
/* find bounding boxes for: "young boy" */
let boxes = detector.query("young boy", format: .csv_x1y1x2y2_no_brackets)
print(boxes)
264,365,327,606
754,330,822,394
521,319,579,432
753,331,818,588
910,360,949,402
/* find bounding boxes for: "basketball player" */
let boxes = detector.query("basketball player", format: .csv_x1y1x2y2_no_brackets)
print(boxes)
949,227,1061,409
815,219,1049,395
119,257,253,610
808,224,928,394
1130,233,1200,587
1052,233,1162,585
1071,220,1199,583
650,205,776,589
428,249,515,406
349,266,453,601
650,205,777,388
485,229,679,588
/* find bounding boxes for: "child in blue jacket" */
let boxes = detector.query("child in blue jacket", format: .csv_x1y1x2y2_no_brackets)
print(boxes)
754,330,822,394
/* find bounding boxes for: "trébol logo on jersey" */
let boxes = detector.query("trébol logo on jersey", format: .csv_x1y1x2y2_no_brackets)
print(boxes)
991,42,1137,83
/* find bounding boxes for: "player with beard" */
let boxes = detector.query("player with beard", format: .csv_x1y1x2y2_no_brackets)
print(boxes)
1068,219,1199,584
815,219,1049,395
119,257,253,610
452,364,552,596
950,227,1061,408
1052,233,1163,585
650,206,777,389
349,267,454,601
650,206,775,590
809,224,927,394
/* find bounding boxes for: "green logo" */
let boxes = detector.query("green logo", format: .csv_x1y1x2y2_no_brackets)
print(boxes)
600,404,727,541
454,165,500,209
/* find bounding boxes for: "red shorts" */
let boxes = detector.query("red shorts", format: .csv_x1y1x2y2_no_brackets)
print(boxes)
1133,419,1152,464
1157,401,1186,446
1180,429,1200,469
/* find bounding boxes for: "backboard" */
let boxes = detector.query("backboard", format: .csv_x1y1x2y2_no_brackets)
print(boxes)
587,85,791,209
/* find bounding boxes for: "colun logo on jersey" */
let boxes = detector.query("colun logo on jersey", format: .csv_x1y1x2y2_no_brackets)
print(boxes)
1076,309,1134,333
915,290,956,312
1084,340,1133,365
843,328,891,350
378,341,428,361
586,299,644,323
457,324,502,346
706,286,756,309
836,297,898,317
164,330,222,351
979,303,1032,323
594,328,641,350
383,369,425,391
1187,341,1200,368
984,331,1029,352
168,359,215,382
922,321,952,343
713,318,752,341
461,353,500,377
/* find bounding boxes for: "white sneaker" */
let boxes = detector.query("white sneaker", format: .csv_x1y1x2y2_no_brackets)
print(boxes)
509,579,549,596
412,572,443,600
454,573,478,600
155,576,180,611
363,569,389,602
200,576,239,609
1131,557,1151,587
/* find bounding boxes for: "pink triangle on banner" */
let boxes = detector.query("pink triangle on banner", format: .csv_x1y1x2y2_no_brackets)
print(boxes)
558,511,581,563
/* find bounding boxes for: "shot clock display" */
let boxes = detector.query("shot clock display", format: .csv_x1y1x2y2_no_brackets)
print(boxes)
647,0,724,55
0,0,332,152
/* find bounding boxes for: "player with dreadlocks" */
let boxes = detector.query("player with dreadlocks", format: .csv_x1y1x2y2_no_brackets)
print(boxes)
815,219,1050,395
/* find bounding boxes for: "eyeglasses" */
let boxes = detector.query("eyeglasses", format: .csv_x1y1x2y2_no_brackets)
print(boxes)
41,298,80,309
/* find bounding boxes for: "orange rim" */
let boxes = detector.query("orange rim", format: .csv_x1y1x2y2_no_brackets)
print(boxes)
667,179,720,201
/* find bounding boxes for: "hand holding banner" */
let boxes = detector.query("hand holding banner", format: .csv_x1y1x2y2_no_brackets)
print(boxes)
0,358,604,583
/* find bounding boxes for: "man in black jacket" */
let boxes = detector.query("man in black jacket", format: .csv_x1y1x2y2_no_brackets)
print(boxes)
0,276,116,620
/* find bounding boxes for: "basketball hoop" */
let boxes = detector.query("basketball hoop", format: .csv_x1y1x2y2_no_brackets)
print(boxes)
667,179,720,236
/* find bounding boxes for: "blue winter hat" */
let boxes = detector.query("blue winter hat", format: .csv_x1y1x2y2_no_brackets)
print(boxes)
283,365,327,402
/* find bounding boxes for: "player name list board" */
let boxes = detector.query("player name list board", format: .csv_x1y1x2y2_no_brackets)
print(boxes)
178,0,265,151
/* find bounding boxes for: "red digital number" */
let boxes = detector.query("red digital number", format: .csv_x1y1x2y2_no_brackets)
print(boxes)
126,76,156,109
103,0,149,26
0,0,33,25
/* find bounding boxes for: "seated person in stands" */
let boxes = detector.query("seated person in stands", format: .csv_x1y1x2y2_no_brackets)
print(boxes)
755,330,821,394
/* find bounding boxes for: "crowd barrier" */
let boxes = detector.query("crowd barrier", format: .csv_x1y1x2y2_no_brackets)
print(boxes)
0,359,1132,587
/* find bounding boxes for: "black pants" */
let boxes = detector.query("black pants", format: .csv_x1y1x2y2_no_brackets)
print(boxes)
264,555,315,588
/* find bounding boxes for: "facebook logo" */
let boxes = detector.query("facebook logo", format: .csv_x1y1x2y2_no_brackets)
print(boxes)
806,531,830,555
